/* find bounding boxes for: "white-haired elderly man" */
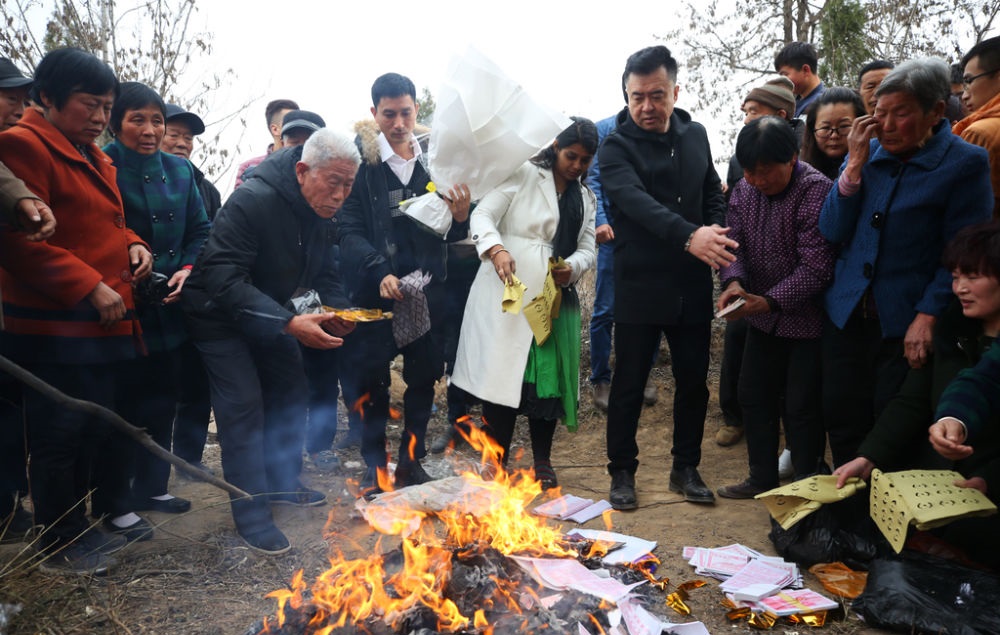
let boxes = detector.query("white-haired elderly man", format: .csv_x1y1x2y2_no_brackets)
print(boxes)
182,129,360,554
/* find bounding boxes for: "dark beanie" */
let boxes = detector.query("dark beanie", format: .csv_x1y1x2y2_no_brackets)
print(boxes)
743,77,796,120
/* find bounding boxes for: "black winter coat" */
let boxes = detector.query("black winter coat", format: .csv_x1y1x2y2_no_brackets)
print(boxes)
182,146,346,340
599,107,726,325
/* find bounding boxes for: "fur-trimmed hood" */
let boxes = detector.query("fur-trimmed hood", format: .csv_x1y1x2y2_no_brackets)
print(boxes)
352,119,431,165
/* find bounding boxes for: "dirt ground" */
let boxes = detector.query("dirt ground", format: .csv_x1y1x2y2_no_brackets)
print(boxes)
0,273,892,634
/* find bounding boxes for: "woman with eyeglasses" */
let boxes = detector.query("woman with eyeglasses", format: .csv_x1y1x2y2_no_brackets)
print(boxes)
819,58,993,469
800,88,866,179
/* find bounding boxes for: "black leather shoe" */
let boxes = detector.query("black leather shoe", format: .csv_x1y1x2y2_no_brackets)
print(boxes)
239,525,290,555
395,460,434,488
609,469,638,510
669,466,716,504
135,496,192,514
358,467,383,500
103,516,154,543
716,479,771,500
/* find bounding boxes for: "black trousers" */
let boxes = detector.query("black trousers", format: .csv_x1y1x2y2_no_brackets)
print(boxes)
0,374,27,517
195,335,307,536
23,361,119,550
718,319,748,427
821,314,908,468
92,348,184,518
301,345,363,454
739,327,824,488
606,321,710,474
480,400,557,466
171,340,212,464
355,283,446,468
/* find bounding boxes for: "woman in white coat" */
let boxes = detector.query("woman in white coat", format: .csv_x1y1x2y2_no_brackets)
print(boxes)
452,118,598,489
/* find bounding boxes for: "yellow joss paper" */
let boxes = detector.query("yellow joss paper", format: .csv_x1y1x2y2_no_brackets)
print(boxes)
755,475,867,530
747,611,777,629
501,275,528,314
322,307,393,322
726,607,751,621
665,591,691,615
522,271,559,344
796,611,827,627
677,580,707,591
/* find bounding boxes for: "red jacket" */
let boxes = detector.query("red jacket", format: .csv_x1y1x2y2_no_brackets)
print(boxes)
0,108,147,364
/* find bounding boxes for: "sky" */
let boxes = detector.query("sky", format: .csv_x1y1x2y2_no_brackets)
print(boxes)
195,0,688,191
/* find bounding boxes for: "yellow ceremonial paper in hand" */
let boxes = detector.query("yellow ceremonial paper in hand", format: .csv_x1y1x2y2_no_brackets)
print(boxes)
501,275,528,314
522,259,566,345
870,468,997,553
755,475,867,530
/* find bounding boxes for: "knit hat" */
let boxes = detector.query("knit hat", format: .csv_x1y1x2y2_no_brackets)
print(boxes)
743,77,796,120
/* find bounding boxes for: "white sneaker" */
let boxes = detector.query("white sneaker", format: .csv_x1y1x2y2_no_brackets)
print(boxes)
777,448,794,480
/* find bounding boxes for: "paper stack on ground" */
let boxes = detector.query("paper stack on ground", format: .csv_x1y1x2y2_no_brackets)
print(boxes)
683,543,839,620
534,494,613,524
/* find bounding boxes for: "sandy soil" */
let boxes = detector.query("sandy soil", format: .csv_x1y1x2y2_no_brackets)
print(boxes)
0,274,892,634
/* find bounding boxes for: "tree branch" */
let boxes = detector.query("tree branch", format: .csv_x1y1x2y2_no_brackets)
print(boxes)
0,354,249,499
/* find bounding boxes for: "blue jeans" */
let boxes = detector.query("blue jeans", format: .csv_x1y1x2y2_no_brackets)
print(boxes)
589,241,615,384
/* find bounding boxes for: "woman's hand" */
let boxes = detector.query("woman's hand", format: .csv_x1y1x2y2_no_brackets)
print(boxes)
129,244,153,281
489,246,516,285
88,281,125,328
162,268,190,304
904,312,936,368
843,115,879,181
716,281,769,320
833,456,876,488
929,417,973,460
552,263,573,286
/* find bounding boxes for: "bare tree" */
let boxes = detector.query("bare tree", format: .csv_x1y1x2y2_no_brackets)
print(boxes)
0,0,252,181
661,0,1000,156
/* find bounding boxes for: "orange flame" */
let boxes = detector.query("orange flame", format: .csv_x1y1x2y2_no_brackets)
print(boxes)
389,406,402,420
351,393,370,418
264,413,580,632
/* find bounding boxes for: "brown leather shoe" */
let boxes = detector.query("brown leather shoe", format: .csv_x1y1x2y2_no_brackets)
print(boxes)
715,425,744,446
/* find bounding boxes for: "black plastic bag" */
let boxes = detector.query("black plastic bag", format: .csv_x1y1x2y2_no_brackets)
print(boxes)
768,491,888,568
852,551,1000,634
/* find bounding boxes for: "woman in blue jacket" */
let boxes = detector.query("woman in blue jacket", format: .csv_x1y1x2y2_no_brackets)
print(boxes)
819,58,993,467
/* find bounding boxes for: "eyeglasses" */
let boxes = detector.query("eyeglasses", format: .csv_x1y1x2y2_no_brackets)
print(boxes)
814,124,852,138
963,69,999,87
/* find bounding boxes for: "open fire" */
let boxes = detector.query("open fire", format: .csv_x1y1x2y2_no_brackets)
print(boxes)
246,424,668,635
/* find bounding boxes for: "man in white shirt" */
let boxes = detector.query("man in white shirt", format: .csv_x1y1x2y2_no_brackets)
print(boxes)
338,73,471,498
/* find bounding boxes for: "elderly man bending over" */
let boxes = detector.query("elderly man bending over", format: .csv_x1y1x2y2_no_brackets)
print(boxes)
182,129,360,554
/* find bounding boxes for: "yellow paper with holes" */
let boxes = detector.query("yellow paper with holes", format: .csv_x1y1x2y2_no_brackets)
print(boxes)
755,475,867,530
522,258,566,346
869,468,997,553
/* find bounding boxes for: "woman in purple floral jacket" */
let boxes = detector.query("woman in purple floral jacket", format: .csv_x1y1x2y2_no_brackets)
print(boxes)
715,116,837,498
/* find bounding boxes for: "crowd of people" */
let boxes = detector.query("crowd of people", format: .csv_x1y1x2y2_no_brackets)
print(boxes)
2,36,1000,575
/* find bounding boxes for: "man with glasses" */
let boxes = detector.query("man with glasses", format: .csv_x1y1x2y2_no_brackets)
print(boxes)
954,36,1000,217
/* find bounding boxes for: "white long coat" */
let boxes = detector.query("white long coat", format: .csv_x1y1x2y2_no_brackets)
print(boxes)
452,162,597,408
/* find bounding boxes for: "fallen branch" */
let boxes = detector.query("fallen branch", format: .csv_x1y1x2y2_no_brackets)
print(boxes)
0,354,249,499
